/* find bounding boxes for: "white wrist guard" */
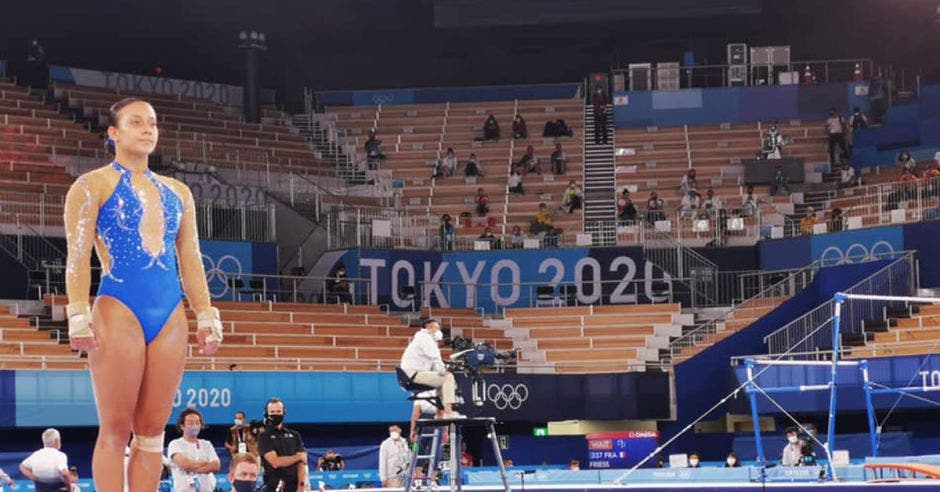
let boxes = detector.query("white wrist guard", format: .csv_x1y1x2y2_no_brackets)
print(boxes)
196,307,224,344
66,302,93,339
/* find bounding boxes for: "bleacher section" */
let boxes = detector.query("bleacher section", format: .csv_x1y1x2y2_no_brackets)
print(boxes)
672,296,790,364
326,99,584,243
846,303,940,358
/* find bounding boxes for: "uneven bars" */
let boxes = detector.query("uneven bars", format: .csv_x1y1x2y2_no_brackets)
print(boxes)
836,293,940,303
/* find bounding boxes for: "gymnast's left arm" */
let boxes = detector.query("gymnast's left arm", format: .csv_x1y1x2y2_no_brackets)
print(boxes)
174,182,222,355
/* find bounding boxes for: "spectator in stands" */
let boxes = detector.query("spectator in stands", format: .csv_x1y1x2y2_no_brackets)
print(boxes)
544,119,573,138
679,190,701,219
441,148,458,177
550,143,567,175
483,115,500,141
508,171,524,195
702,188,723,217
899,166,918,183
478,227,499,248
849,107,869,131
781,429,804,466
829,207,844,233
318,450,345,471
400,319,461,419
474,188,489,217
513,145,540,176
825,107,849,166
0,466,15,489
771,164,790,196
562,181,582,214
326,264,353,304
513,114,528,139
19,428,73,492
225,411,256,457
228,453,261,492
679,169,698,195
531,203,554,234
258,398,308,491
725,452,741,468
460,442,474,467
509,226,526,248
464,153,483,177
591,87,609,144
439,215,456,251
741,185,759,217
646,192,666,225
799,207,818,235
365,129,386,160
168,408,221,492
379,425,410,487
568,460,581,471
617,189,638,223
925,152,940,178
898,150,917,174
839,164,858,188
687,452,701,468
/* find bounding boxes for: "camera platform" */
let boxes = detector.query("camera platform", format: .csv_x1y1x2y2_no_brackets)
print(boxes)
405,417,510,492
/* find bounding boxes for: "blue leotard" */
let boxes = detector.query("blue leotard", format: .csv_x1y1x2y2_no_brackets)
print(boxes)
96,162,184,343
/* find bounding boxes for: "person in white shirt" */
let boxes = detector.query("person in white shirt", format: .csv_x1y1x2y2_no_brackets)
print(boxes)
167,408,220,492
825,107,849,166
400,319,458,419
19,428,72,492
0,466,17,490
679,190,701,219
702,188,723,217
781,429,804,466
379,425,411,487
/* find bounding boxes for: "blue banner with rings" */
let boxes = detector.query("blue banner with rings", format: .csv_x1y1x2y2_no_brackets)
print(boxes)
809,225,903,266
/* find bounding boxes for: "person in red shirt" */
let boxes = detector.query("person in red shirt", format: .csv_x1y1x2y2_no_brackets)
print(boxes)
459,441,474,467
474,188,489,217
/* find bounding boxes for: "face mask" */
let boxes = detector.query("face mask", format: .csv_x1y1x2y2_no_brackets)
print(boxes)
390,431,400,440
432,330,444,342
232,480,256,492
235,419,243,426
186,426,200,438
689,459,699,467
267,414,284,427
726,458,736,466
788,435,799,444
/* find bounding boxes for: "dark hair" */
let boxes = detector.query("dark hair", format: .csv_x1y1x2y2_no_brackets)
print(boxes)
108,97,148,127
421,318,438,329
235,410,246,418
689,451,701,459
177,408,204,433
266,397,285,413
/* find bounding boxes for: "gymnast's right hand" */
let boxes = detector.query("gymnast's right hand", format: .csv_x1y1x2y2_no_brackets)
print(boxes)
67,302,99,352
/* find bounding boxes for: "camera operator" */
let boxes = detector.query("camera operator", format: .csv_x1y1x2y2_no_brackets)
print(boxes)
400,319,460,419
257,398,309,492
781,426,817,467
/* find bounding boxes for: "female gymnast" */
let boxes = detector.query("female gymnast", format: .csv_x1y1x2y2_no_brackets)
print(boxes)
64,98,223,492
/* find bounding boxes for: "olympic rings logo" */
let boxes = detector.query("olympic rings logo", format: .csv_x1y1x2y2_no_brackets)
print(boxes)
819,241,895,266
486,383,529,410
202,254,244,298
372,95,394,104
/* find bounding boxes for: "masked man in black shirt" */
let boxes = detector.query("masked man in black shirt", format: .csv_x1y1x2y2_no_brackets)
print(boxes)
257,398,308,492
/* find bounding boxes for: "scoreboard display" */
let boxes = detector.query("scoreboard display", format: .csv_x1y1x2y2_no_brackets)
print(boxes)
585,431,660,469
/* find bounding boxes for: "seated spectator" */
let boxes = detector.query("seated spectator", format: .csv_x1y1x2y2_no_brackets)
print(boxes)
460,442,474,467
544,226,562,247
440,214,456,251
617,189,638,223
725,452,741,468
464,153,484,177
829,207,844,232
687,452,701,468
771,164,790,196
318,450,345,471
507,171,524,194
924,152,940,178
512,114,528,139
679,190,701,219
741,185,759,217
900,166,918,183
781,429,804,466
513,145,540,176
530,203,553,234
326,264,353,304
228,453,261,492
799,207,818,235
702,188,723,217
561,181,582,213
478,227,498,243
550,143,567,175
364,129,386,160
483,114,500,141
168,408,221,492
898,150,916,174
509,226,526,248
554,119,573,137
440,148,458,177
839,164,858,188
431,159,444,179
474,188,489,217
679,169,698,195
646,192,666,224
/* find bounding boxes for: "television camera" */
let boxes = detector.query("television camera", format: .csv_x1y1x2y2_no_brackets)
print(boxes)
446,336,517,408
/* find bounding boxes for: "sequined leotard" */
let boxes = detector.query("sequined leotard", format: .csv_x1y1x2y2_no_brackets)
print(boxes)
64,162,215,344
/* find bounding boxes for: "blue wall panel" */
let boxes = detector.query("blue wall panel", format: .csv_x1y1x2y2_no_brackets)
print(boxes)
738,85,799,122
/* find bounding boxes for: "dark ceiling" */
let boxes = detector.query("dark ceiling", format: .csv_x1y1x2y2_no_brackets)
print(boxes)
1,0,937,109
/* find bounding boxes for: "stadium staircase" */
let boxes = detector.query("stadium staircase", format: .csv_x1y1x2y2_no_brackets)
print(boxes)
582,103,616,244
